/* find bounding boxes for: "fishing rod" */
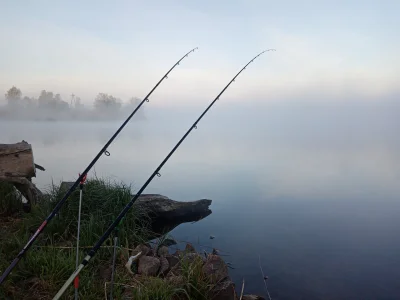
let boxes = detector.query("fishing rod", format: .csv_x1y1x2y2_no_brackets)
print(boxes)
52,49,275,300
74,174,86,300
0,47,198,285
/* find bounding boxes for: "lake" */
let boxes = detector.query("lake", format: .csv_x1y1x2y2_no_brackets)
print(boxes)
1,100,399,299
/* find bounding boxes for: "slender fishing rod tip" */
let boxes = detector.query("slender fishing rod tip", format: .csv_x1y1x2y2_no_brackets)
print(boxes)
0,46,199,286
51,49,270,300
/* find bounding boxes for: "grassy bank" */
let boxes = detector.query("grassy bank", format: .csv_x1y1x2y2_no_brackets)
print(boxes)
0,179,215,300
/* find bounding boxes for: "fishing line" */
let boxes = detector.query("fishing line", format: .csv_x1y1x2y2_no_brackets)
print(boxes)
108,224,119,300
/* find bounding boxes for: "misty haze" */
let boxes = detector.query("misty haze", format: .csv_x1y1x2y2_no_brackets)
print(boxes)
1,1,399,299
1,89,399,299
1,86,145,122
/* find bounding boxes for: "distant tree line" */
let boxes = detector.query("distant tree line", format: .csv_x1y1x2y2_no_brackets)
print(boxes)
2,86,144,121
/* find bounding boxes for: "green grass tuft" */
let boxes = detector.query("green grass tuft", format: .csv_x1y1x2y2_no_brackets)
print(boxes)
179,255,214,300
129,277,186,300
0,178,218,300
0,177,153,299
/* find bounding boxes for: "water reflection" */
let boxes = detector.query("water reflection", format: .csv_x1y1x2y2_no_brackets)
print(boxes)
0,101,399,299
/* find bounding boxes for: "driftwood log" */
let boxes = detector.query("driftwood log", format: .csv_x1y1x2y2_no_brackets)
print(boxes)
59,182,212,236
134,194,212,235
0,140,44,212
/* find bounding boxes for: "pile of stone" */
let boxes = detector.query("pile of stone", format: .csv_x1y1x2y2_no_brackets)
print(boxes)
124,241,265,300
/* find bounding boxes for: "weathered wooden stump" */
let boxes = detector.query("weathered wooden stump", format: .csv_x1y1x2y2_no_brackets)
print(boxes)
0,140,44,212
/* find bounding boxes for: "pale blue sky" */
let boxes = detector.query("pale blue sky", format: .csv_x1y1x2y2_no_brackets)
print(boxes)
1,0,399,106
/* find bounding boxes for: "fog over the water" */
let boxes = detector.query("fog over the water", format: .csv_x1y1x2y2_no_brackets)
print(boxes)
1,93,399,200
1,0,400,298
2,92,400,299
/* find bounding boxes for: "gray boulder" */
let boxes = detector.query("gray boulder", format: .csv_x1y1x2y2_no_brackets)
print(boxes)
138,256,160,276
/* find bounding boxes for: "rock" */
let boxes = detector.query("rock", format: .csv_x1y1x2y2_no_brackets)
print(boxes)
147,248,155,257
158,256,169,276
166,255,179,269
242,296,266,300
210,278,237,300
212,248,220,255
182,252,204,265
167,261,182,277
138,256,160,276
185,243,196,253
173,249,183,257
132,244,150,257
157,245,169,257
202,254,229,283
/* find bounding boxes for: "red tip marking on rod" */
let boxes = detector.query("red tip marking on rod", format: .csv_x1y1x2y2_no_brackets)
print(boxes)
38,220,47,231
74,276,79,288
79,173,87,185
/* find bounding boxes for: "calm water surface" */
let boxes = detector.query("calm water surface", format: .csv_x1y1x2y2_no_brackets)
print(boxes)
1,102,399,299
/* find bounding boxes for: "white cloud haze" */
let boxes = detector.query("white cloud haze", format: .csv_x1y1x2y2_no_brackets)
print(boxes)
1,0,399,107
